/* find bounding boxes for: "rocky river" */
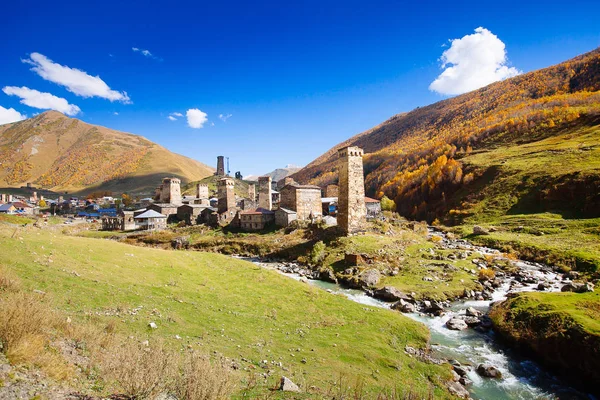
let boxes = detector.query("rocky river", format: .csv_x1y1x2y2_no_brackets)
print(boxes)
239,229,596,400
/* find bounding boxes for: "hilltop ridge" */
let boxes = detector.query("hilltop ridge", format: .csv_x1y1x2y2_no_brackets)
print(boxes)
0,111,214,195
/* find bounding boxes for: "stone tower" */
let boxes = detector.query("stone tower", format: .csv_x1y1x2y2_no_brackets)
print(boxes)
218,177,236,214
160,177,182,205
248,184,256,201
196,183,209,199
258,176,272,210
216,156,225,176
337,146,366,235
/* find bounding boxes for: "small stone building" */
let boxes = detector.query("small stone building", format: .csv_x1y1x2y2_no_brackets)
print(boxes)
134,209,167,230
177,204,207,225
239,208,275,231
365,197,382,219
324,184,339,198
148,203,178,222
275,207,297,227
279,184,322,220
159,177,182,205
201,207,219,225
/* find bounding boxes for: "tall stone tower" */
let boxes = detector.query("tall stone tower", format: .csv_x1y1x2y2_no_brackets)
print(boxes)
160,177,182,205
216,156,225,176
218,177,236,214
258,176,272,210
337,146,366,235
196,183,209,199
248,184,256,201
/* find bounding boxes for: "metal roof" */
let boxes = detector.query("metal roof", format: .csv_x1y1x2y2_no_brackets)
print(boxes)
134,209,167,219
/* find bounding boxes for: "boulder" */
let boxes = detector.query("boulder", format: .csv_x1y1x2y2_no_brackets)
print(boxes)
148,322,158,329
373,286,410,302
357,269,381,288
425,301,446,316
319,268,337,283
465,307,482,317
459,377,473,387
463,316,481,327
476,364,502,378
447,381,470,399
472,225,490,235
391,299,416,313
453,365,469,377
446,318,468,331
279,376,300,392
561,282,594,293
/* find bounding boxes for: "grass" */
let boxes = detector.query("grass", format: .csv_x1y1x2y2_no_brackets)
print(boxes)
0,223,454,398
451,122,600,276
489,291,600,394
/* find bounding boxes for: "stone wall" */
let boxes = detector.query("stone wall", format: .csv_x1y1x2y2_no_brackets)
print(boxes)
338,146,366,235
279,185,322,220
196,183,209,199
258,176,272,210
248,184,256,201
218,177,236,214
325,184,339,197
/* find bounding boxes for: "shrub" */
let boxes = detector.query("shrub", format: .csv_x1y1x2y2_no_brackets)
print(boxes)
310,241,326,266
478,268,496,282
175,352,235,400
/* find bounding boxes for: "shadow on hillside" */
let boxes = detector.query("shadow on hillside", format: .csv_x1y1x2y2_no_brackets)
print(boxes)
72,172,191,197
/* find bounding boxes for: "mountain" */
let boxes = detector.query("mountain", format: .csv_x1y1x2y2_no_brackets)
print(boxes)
245,165,302,183
0,111,214,195
292,48,600,223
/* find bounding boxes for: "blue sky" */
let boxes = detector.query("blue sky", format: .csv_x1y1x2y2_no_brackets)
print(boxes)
1,0,599,176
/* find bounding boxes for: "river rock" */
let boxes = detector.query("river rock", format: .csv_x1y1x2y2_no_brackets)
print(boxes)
358,269,381,288
561,282,594,293
446,318,468,331
373,286,410,302
463,316,481,327
537,282,549,291
453,365,469,377
319,268,337,283
391,299,416,313
473,225,490,235
477,364,502,378
280,376,300,392
447,381,470,399
459,377,473,387
465,307,482,317
424,301,445,316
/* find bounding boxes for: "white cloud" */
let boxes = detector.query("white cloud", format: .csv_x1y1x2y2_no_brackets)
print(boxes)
0,105,26,125
168,115,177,121
22,52,131,103
172,112,183,117
218,113,232,122
429,27,521,95
132,47,161,60
2,86,81,116
186,108,208,129
113,112,119,115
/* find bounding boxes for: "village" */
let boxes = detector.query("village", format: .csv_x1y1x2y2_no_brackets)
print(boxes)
0,146,382,235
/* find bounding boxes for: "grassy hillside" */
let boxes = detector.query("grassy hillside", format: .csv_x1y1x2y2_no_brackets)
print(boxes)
0,223,454,398
0,111,214,195
293,48,600,222
183,175,254,199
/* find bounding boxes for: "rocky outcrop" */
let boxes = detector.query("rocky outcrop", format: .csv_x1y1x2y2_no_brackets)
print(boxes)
372,286,410,302
561,281,594,293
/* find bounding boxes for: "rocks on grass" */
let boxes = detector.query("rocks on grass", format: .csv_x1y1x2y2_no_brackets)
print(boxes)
279,376,300,392
357,269,380,288
561,282,594,293
472,225,490,235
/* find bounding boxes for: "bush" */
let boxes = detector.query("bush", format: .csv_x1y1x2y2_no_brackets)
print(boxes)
175,352,235,400
478,268,496,282
380,196,396,212
310,241,326,266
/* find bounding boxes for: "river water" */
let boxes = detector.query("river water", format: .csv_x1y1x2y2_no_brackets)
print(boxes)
243,232,595,400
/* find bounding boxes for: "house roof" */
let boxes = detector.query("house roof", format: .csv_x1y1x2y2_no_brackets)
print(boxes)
151,203,178,208
178,204,207,209
283,183,321,191
0,203,16,211
240,207,275,215
12,201,32,208
364,197,380,203
321,197,338,203
276,207,297,214
134,210,167,219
